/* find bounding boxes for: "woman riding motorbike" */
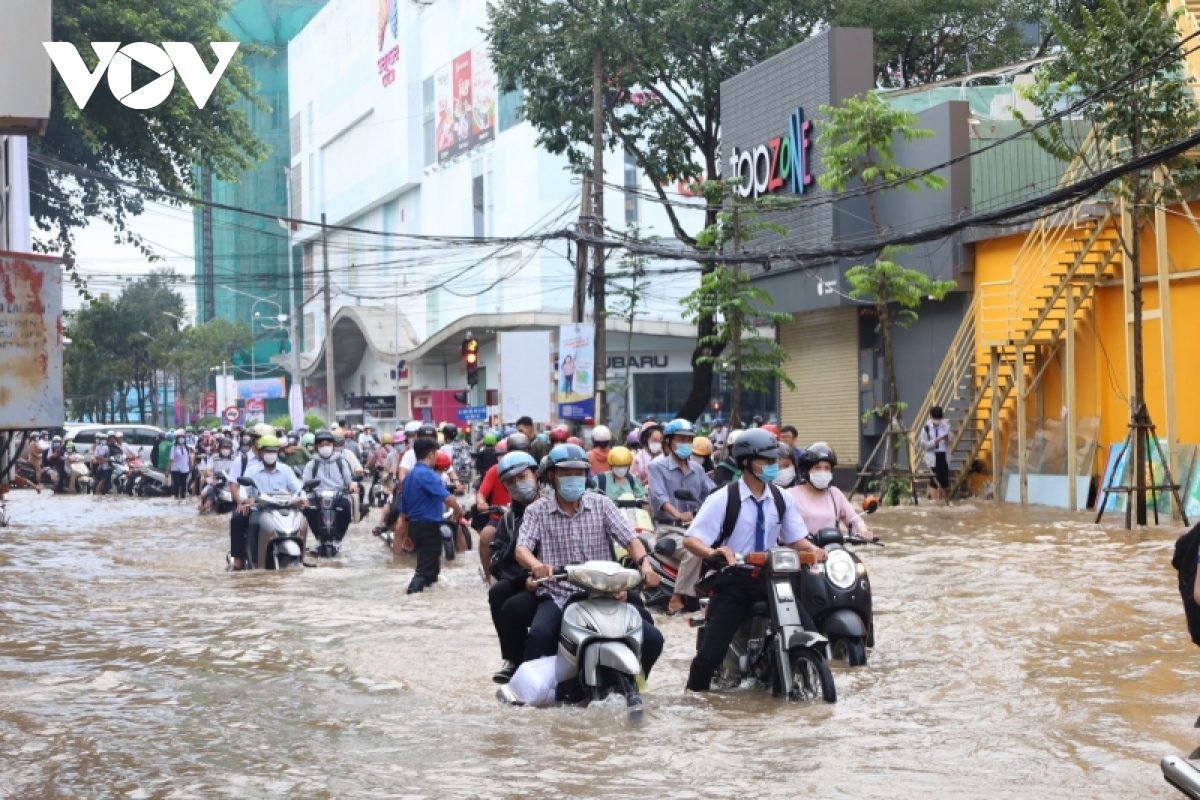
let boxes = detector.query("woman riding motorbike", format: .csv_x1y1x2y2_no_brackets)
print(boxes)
596,446,645,500
788,442,872,539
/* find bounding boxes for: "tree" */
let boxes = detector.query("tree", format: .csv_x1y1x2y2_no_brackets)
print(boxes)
167,318,253,409
818,93,956,436
31,0,265,281
829,0,1047,88
682,179,795,429
606,225,654,432
487,0,824,420
1025,0,1200,524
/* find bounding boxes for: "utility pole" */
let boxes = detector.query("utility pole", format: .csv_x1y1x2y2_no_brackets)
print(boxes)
322,212,336,425
591,45,607,425
572,183,590,323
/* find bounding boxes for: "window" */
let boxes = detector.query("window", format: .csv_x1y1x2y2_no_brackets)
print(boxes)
624,150,639,225
499,86,522,132
73,430,97,445
423,77,435,166
472,174,485,238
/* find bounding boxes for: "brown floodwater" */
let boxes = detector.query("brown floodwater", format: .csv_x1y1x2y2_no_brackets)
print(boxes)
1,493,1198,798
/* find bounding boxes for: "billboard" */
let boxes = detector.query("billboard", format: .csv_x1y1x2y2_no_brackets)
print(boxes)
499,331,552,424
0,253,63,428
557,323,595,421
236,376,287,400
434,45,496,165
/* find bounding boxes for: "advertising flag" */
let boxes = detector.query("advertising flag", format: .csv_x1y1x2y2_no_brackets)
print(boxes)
557,323,595,420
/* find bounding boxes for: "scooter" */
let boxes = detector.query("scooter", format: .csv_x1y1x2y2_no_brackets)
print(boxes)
690,549,837,702
498,561,650,722
132,460,170,497
1163,754,1200,798
369,467,390,509
213,472,235,514
440,503,473,560
308,485,349,558
109,452,131,495
234,476,316,569
797,527,883,667
68,454,93,494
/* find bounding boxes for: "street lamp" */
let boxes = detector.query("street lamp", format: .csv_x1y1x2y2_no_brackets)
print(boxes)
219,284,286,380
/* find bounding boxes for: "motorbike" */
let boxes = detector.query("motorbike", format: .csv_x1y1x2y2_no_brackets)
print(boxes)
212,472,235,514
689,548,837,702
497,561,651,722
440,503,473,560
68,454,93,494
234,476,317,570
0,501,8,527
797,527,883,667
369,467,390,509
1163,754,1200,798
109,452,131,495
308,485,350,558
131,460,170,497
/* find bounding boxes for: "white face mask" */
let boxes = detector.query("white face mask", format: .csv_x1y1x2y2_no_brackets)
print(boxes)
773,467,796,487
318,445,334,458
691,456,706,467
219,448,231,457
262,452,279,465
611,466,629,479
809,471,833,490
648,442,662,455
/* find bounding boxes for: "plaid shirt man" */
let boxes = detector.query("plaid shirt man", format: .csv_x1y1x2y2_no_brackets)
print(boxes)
517,491,637,607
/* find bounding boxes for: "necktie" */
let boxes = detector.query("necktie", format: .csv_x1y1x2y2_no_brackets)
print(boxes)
754,497,766,553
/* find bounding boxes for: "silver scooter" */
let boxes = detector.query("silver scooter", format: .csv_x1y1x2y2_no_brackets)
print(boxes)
1163,754,1200,798
235,477,316,569
499,560,649,721
690,548,837,702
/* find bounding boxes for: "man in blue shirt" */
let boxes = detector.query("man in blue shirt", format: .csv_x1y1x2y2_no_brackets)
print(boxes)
397,437,464,593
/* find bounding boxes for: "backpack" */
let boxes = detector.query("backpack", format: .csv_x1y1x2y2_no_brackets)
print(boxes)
489,509,526,582
1172,523,1200,647
715,481,785,550
713,460,741,488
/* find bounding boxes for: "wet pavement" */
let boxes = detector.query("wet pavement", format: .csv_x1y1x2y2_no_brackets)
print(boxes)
0,492,1197,798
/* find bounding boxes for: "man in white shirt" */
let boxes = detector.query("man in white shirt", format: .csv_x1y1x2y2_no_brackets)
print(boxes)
682,428,825,692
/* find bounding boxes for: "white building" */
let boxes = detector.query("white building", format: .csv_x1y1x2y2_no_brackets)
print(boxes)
287,0,702,425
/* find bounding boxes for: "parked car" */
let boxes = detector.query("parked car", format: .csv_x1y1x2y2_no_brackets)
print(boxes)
65,425,165,461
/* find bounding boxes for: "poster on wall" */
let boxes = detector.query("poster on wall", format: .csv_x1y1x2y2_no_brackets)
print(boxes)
1099,439,1175,515
0,254,64,428
1099,442,1129,513
450,52,472,160
469,44,496,150
434,63,455,163
557,323,595,420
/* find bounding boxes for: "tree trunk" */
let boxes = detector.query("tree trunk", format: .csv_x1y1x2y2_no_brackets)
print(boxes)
880,300,900,473
730,204,743,431
1131,177,1147,526
676,166,724,421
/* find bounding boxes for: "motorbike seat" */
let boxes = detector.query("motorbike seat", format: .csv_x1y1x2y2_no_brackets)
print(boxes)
752,601,769,618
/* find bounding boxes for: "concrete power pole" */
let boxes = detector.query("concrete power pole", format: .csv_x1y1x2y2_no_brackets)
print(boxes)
322,212,336,425
572,181,590,323
591,46,607,425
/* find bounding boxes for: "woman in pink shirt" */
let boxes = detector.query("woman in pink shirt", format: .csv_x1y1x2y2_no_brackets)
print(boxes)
788,442,873,539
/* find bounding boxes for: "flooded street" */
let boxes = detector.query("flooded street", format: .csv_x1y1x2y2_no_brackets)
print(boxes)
1,493,1198,798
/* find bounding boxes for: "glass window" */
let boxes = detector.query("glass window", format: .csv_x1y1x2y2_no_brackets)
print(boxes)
73,430,96,444
423,77,435,167
498,87,522,132
630,371,778,424
472,174,485,238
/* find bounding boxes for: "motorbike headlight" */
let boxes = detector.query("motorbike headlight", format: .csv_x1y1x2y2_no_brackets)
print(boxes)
569,567,642,594
826,550,856,590
770,549,800,573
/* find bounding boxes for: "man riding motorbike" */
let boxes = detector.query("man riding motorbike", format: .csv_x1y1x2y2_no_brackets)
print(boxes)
682,428,827,692
648,418,715,614
199,437,237,513
301,429,356,545
233,435,305,567
226,424,270,569
502,444,663,675
91,432,111,496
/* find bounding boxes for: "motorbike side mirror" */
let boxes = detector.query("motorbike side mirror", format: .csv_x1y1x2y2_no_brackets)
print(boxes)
673,488,696,502
237,477,255,487
302,479,321,491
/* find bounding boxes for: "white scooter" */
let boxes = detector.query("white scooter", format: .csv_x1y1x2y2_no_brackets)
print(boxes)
235,477,317,569
68,453,93,494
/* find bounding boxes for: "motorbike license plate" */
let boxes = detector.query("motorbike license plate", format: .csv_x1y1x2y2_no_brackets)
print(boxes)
774,581,795,601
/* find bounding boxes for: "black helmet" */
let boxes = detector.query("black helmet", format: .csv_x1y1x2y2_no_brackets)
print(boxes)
506,432,530,452
333,434,346,445
417,423,438,438
547,443,588,470
314,429,335,444
442,423,458,440
798,441,837,475
731,428,780,467
217,437,233,449
537,455,553,483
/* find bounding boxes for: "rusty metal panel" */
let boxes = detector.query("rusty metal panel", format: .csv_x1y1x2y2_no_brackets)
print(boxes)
0,252,64,428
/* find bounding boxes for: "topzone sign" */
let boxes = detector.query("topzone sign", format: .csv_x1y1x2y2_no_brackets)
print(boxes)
729,107,813,199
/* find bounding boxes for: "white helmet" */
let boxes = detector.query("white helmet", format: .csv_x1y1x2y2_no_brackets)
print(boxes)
591,424,612,445
404,420,422,435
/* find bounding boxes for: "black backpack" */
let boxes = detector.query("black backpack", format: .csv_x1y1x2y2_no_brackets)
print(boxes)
715,481,786,549
1172,523,1200,647
489,509,526,582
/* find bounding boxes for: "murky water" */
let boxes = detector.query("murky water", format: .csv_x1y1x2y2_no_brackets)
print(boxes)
1,493,1198,798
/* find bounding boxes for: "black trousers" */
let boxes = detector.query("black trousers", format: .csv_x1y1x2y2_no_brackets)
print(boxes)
171,471,188,499
493,579,539,663
302,497,352,541
932,451,949,489
688,571,814,691
230,510,251,563
408,521,443,588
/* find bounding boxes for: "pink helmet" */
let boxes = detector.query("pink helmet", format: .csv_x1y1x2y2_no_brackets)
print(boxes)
626,430,639,446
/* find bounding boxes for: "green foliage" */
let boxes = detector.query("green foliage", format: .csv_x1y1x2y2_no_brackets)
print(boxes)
846,251,957,328
32,0,266,289
269,413,324,430
1024,0,1200,215
198,416,222,430
829,0,1048,88
167,318,254,406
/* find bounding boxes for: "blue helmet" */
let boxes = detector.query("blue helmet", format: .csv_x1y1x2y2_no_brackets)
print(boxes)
547,444,589,470
165,431,175,440
663,418,695,437
498,451,538,482
503,426,518,437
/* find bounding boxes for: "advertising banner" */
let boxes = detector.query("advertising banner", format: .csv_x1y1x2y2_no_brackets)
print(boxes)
201,392,217,416
434,63,454,163
236,376,287,401
304,385,327,412
499,331,552,424
0,253,64,428
246,398,265,422
288,384,305,430
450,52,472,160
469,44,496,150
557,323,595,420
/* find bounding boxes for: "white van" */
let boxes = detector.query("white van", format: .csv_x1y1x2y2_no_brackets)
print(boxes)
65,424,165,461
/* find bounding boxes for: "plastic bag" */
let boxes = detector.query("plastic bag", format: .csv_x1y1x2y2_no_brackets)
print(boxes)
507,656,558,707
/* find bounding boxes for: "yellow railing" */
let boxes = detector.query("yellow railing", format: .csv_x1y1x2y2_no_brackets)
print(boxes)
906,292,980,468
1169,0,1200,103
978,281,1014,347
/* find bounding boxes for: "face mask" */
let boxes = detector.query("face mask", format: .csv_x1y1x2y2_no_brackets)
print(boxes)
648,442,662,455
674,444,692,461
773,467,796,487
611,466,629,479
318,445,334,458
536,432,549,443
262,452,278,466
557,476,586,502
240,442,250,452
510,479,537,503
220,448,231,457
809,471,833,490
758,463,780,483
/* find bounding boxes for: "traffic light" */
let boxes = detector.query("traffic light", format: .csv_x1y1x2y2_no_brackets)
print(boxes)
453,390,469,405
462,334,479,387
